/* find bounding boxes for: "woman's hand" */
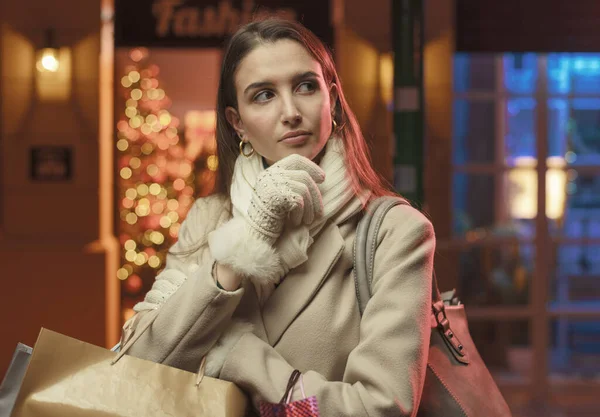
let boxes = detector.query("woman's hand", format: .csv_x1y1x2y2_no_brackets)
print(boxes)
247,154,325,244
208,154,325,289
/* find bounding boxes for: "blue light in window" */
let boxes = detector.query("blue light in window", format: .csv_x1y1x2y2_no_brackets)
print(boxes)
453,100,469,165
548,54,570,94
453,54,470,165
572,55,600,74
453,54,470,93
572,98,600,110
503,53,538,94
549,54,600,94
568,98,600,165
505,98,536,160
548,99,568,157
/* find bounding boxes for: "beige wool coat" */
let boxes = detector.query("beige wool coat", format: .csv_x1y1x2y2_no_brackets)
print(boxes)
127,193,436,416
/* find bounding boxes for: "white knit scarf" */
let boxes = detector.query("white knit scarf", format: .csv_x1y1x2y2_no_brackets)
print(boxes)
230,137,366,303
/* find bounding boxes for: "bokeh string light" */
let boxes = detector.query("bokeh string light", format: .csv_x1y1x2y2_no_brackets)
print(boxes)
117,49,219,322
117,49,196,314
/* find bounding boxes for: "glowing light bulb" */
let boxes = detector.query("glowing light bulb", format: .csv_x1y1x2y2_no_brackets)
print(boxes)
152,201,165,214
36,48,60,72
125,188,137,200
159,112,172,126
148,256,161,268
160,216,172,228
120,167,132,179
117,139,129,151
131,89,143,101
142,143,154,155
122,198,134,209
167,199,179,211
147,164,159,177
137,184,149,196
141,124,153,135
173,178,185,191
129,157,141,169
149,183,161,195
128,71,141,83
117,268,129,280
134,253,146,266
150,231,165,245
125,107,137,118
207,155,218,171
166,127,178,139
125,213,138,225
121,76,132,88
167,211,179,223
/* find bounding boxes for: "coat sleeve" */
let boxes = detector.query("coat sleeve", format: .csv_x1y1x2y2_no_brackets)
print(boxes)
219,204,435,416
125,195,246,373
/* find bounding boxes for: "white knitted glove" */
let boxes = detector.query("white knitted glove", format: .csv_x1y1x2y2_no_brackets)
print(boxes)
247,154,325,244
208,154,325,284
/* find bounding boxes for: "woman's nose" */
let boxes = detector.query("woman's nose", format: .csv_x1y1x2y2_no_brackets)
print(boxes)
280,96,302,125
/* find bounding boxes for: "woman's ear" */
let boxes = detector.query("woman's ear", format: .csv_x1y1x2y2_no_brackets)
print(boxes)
225,106,245,139
329,83,339,114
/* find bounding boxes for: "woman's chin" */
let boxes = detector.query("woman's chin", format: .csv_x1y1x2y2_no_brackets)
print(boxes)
273,146,315,162
283,140,326,161
263,141,326,165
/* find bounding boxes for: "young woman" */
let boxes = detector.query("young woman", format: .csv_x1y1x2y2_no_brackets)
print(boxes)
127,17,435,417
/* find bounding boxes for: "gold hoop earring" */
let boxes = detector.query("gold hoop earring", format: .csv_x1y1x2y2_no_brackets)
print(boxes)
332,118,338,133
239,140,255,158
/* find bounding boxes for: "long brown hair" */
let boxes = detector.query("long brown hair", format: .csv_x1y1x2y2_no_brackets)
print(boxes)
215,18,393,200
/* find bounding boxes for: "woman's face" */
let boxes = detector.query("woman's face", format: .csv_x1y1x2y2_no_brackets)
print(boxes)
226,39,338,165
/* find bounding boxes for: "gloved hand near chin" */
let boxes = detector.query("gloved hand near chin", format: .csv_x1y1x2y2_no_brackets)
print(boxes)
208,154,325,286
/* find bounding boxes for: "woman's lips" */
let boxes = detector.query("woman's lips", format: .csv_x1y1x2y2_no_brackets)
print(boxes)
280,134,310,145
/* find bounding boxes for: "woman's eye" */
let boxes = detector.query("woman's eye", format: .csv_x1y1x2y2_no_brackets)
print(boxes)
254,91,274,102
297,81,316,93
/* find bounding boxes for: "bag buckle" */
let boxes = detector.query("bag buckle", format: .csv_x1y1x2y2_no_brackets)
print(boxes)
432,301,470,364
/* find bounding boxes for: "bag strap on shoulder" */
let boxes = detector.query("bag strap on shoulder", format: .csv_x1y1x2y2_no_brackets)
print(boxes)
353,196,443,316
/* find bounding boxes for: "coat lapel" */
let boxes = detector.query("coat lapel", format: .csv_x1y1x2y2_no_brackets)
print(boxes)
261,222,345,346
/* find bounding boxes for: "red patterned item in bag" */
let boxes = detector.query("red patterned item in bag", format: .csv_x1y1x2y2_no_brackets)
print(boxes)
259,370,320,417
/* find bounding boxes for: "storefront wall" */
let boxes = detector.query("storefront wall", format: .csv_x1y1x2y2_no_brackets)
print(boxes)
0,0,117,378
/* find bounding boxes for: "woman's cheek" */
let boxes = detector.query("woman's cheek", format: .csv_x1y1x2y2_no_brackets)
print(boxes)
245,108,279,148
244,107,268,133
296,95,322,122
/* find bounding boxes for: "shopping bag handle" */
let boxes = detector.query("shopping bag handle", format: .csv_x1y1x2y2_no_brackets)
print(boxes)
110,308,207,386
111,309,159,365
109,312,141,353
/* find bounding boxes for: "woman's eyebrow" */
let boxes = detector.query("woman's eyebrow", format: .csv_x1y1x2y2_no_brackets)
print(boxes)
243,81,274,96
243,71,321,96
292,71,320,82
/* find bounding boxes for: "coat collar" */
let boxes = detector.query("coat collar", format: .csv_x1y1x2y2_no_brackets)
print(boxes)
261,221,346,346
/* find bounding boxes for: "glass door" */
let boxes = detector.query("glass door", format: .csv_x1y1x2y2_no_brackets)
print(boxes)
449,52,600,413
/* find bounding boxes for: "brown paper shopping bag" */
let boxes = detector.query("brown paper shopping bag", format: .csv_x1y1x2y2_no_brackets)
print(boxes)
10,310,247,417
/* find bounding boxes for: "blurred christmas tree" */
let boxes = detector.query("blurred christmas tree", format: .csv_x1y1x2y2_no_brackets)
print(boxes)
116,48,198,320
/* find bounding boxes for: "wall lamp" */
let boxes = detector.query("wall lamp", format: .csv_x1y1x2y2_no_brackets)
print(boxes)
36,29,60,73
35,28,72,101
